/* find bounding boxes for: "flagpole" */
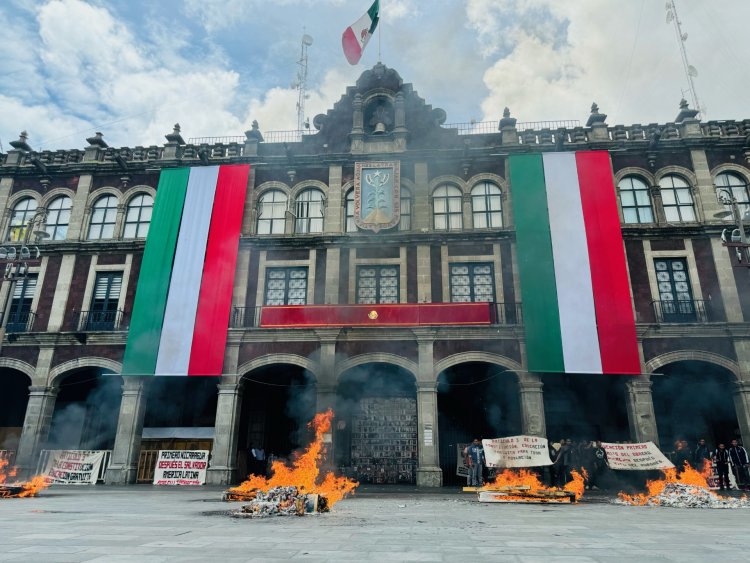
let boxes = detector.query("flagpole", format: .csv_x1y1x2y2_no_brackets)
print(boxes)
378,18,381,62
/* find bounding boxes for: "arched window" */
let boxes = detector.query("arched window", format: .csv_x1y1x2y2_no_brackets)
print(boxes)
659,175,696,222
123,194,153,239
6,197,38,241
294,188,324,234
256,190,287,235
433,184,463,231
45,196,72,240
471,181,503,228
715,172,750,217
87,195,118,240
345,189,357,233
399,187,412,231
618,176,654,224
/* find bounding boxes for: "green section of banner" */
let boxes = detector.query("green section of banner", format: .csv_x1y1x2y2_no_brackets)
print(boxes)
121,168,190,376
509,155,565,373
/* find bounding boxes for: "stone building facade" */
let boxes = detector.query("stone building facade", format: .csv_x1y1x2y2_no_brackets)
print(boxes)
1,64,750,486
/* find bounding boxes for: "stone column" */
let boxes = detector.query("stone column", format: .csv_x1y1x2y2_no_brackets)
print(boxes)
67,174,93,240
518,373,546,437
414,328,441,486
412,162,430,231
625,377,659,445
206,379,244,485
416,245,432,302
733,381,750,447
105,377,149,485
14,386,58,478
690,149,725,220
324,248,340,304
325,165,343,233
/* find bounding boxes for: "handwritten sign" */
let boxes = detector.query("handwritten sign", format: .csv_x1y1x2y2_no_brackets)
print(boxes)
44,450,104,484
153,450,209,485
601,442,674,470
456,443,470,477
482,436,553,468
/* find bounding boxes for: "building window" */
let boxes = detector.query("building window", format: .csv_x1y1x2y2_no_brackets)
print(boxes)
715,172,750,217
6,197,38,241
345,190,356,233
256,190,287,235
86,272,122,330
5,274,37,332
264,267,308,305
399,187,412,231
356,265,400,304
654,258,696,322
45,196,72,240
471,182,503,228
87,195,118,240
433,184,463,231
659,175,696,222
123,194,153,239
450,263,495,302
618,176,654,224
295,189,324,234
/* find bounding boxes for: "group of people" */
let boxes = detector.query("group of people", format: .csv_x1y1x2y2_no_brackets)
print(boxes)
673,438,750,491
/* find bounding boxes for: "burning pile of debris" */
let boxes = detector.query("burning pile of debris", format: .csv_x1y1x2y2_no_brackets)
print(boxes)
616,462,750,509
0,459,49,498
225,409,357,517
473,468,586,504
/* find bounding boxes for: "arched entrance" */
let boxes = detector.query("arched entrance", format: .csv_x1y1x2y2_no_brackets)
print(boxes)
48,369,122,450
541,374,629,443
0,369,31,456
437,363,521,485
335,363,417,484
652,361,739,451
238,364,316,478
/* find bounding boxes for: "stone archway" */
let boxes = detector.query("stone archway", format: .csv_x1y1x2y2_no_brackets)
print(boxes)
0,367,31,456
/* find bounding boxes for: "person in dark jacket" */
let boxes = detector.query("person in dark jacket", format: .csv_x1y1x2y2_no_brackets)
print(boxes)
591,441,609,490
692,438,711,469
713,443,731,490
673,440,691,473
728,439,750,490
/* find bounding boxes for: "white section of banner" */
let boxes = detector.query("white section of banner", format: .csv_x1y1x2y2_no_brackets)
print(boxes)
601,441,675,470
44,450,105,484
542,152,602,374
155,167,219,375
482,436,553,468
153,450,209,485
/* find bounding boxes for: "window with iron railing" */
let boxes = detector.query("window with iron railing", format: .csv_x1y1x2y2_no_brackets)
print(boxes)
87,272,122,330
5,274,37,332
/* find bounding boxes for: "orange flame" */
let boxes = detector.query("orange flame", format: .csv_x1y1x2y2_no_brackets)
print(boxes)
618,460,715,506
227,409,358,506
485,468,586,502
0,458,50,498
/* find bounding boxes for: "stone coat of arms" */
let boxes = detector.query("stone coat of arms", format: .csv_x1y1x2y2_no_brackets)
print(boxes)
354,161,401,232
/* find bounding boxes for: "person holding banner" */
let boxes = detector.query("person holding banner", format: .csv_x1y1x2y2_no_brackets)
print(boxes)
465,438,486,487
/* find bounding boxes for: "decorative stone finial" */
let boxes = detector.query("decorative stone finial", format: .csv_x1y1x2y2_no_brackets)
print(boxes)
675,98,699,123
9,130,32,152
165,123,185,145
86,131,108,148
586,102,607,127
499,107,517,129
245,120,264,142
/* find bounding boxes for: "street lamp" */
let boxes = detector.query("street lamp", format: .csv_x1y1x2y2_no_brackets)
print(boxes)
715,188,750,267
0,211,47,348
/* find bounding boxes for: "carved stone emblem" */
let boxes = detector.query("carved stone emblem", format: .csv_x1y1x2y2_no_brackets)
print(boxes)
354,161,401,233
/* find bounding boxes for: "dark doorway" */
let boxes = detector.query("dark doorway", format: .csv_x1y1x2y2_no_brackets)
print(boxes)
48,370,122,450
0,369,30,454
144,377,218,428
652,361,739,453
437,363,521,485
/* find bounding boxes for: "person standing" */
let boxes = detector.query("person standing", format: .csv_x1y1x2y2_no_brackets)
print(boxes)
591,441,609,490
249,443,266,477
673,440,691,473
692,438,711,470
728,439,750,490
713,443,731,491
465,438,486,487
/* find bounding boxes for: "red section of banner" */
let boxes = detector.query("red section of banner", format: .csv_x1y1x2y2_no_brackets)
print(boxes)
259,302,493,328
188,165,250,375
576,151,641,375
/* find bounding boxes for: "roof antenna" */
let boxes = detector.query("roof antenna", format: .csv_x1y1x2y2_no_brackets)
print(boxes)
293,33,314,133
666,1,704,118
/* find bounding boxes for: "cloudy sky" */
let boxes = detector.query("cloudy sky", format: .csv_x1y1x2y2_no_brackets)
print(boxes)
1,0,748,151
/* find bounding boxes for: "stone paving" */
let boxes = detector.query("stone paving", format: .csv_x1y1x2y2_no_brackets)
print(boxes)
0,485,747,562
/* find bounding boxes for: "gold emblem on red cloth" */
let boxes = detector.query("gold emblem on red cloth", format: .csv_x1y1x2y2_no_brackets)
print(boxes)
368,310,379,320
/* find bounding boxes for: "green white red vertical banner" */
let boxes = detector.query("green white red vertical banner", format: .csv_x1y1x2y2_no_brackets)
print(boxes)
122,164,250,376
509,151,640,375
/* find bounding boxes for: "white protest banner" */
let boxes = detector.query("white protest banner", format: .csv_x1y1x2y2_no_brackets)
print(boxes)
153,450,209,485
456,443,469,477
482,436,553,468
45,450,104,484
601,442,674,470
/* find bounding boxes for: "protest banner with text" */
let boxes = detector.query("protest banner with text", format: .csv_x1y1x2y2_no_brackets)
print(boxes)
153,450,209,485
601,442,674,470
44,450,105,484
482,436,553,468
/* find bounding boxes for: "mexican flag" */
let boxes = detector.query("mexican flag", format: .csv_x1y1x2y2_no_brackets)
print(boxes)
122,165,250,376
509,151,640,375
342,0,380,65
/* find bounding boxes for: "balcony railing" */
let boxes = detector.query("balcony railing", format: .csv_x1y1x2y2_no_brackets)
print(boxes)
651,300,711,324
75,309,125,331
230,303,522,329
0,310,36,333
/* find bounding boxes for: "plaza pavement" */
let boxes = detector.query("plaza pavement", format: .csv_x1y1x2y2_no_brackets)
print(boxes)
0,485,747,562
